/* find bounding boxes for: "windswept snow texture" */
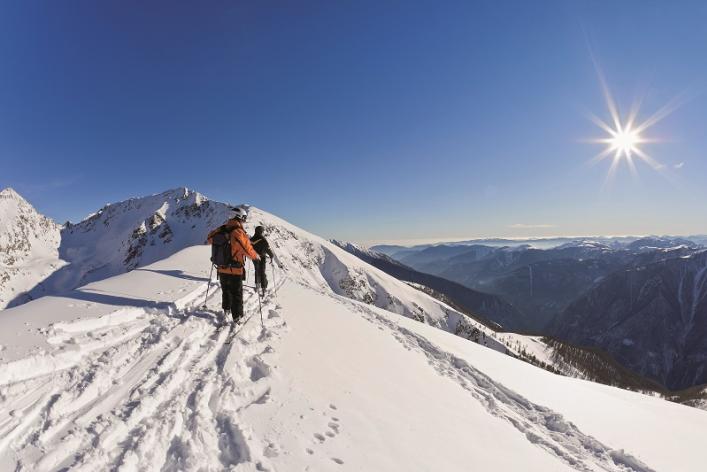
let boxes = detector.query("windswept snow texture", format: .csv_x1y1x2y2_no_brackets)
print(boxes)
0,206,706,471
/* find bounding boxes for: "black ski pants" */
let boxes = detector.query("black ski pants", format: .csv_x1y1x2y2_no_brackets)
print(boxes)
254,258,268,291
219,272,244,320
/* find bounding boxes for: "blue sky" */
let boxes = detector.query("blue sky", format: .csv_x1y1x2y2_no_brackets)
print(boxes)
1,1,706,244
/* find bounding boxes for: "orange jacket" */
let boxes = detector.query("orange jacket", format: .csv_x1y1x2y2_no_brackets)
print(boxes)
207,219,260,275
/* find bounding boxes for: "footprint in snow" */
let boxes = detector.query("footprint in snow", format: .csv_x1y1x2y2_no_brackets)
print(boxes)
247,357,271,382
253,387,271,405
263,442,280,458
331,458,344,465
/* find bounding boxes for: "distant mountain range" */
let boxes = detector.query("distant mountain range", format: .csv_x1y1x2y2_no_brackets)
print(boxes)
374,238,703,331
373,235,707,256
373,237,707,390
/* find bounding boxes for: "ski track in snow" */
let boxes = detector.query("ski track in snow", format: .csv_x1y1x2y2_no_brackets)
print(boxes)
327,292,657,472
0,277,287,472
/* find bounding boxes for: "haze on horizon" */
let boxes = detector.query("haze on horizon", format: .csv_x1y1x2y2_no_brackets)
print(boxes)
1,1,706,243
361,233,707,248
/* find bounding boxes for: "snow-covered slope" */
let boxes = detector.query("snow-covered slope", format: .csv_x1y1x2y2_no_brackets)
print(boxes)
0,188,63,309
1,204,706,471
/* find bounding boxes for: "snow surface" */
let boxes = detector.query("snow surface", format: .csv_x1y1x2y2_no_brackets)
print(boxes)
1,205,706,471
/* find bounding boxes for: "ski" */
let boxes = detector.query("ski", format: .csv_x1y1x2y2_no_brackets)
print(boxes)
222,314,251,344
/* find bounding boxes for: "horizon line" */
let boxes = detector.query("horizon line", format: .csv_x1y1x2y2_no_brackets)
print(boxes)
359,233,707,248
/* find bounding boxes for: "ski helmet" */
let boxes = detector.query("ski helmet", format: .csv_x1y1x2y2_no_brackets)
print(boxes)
231,207,248,222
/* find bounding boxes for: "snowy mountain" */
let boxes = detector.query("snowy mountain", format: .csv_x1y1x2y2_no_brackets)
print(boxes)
1,200,706,471
0,188,63,309
5,188,233,308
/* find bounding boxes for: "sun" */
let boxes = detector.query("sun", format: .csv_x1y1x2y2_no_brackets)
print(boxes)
607,124,642,159
588,110,659,179
585,57,682,180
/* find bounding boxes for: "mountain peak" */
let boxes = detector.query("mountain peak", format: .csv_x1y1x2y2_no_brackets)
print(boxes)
0,187,27,203
0,187,61,308
161,186,188,195
0,188,44,219
159,186,199,200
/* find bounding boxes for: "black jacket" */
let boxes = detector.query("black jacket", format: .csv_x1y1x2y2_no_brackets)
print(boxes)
250,230,274,259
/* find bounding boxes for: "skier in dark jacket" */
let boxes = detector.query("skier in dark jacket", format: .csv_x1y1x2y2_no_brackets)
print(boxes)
250,226,274,296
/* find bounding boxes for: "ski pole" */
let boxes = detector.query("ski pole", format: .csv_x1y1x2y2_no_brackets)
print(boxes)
202,264,215,309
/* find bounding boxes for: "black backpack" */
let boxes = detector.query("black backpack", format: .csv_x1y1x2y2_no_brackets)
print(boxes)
210,227,242,268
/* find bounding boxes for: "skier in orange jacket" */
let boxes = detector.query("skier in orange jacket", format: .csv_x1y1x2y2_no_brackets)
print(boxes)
207,207,260,324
